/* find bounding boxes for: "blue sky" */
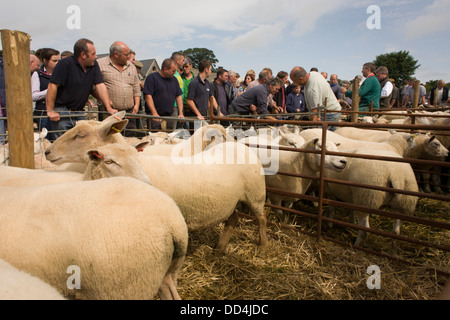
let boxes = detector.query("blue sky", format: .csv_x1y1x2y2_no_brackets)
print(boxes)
1,0,449,83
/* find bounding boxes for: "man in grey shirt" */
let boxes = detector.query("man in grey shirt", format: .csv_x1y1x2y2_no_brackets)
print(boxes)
290,66,341,129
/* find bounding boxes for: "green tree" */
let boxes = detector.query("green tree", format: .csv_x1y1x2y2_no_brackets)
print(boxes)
373,50,420,85
425,80,439,94
181,48,219,71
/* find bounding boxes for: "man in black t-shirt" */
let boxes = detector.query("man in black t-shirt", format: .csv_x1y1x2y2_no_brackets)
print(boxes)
186,60,219,120
143,58,183,130
46,38,114,139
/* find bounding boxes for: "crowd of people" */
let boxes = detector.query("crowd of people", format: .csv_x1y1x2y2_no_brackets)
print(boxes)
0,37,449,143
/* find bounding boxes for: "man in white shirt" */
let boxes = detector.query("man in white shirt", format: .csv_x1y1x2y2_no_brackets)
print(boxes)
375,66,393,109
290,66,341,129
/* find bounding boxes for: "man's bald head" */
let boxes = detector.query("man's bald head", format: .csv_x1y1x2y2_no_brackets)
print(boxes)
30,54,40,74
109,41,131,67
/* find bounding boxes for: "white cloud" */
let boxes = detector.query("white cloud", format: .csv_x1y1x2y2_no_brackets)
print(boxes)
222,23,286,52
402,0,450,40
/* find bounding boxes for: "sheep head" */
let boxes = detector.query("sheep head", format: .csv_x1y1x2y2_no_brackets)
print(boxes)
304,138,347,172
423,133,449,160
84,142,151,185
45,111,129,164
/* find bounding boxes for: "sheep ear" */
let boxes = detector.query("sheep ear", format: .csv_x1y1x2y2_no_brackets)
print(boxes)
134,141,150,152
86,150,104,161
40,128,48,139
388,129,396,135
293,126,301,134
405,134,416,143
311,138,319,147
429,135,436,143
99,119,129,138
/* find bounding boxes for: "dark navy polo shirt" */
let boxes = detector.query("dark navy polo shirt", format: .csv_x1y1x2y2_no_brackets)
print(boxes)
50,56,104,111
187,75,213,116
231,84,270,115
143,72,182,115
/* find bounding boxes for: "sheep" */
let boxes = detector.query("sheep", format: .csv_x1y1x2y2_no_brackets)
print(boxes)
323,148,419,253
45,114,230,163
299,129,448,160
0,143,151,187
373,111,408,123
264,138,348,223
0,258,65,300
0,177,188,300
83,142,151,184
334,127,394,142
145,123,233,157
1,128,54,169
81,141,268,253
0,165,83,187
45,111,129,165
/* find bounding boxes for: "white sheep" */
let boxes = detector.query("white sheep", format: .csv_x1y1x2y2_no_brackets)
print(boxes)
334,127,394,142
1,128,54,169
145,123,233,157
45,111,129,165
324,148,419,253
0,143,151,187
0,258,65,300
299,129,448,160
81,141,268,253
0,177,188,300
264,138,348,223
45,115,230,163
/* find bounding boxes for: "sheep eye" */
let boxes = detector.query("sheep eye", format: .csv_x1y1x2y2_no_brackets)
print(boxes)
104,160,114,165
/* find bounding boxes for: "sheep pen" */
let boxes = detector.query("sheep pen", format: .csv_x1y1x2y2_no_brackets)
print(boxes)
177,196,448,300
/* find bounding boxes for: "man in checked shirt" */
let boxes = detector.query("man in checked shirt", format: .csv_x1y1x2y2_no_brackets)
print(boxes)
97,41,141,135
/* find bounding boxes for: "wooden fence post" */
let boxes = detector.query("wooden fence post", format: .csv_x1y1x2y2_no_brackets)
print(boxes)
412,80,420,109
433,88,438,107
351,77,360,123
0,29,34,169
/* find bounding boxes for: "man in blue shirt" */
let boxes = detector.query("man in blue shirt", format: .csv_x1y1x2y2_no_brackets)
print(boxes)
230,77,282,120
46,38,114,139
186,60,219,120
143,58,183,130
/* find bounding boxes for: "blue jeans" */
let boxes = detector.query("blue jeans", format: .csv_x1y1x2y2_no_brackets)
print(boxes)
52,107,86,140
321,112,341,131
34,109,55,141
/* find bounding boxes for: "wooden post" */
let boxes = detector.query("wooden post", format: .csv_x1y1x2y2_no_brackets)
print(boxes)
433,88,438,107
369,101,373,112
1,30,34,169
351,77,360,123
412,80,420,109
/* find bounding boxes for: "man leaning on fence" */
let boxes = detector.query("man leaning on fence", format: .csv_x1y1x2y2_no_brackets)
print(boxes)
290,66,341,129
97,41,141,136
46,38,115,139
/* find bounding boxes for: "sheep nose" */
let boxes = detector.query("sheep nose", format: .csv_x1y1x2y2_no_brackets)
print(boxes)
341,160,347,166
45,150,50,156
